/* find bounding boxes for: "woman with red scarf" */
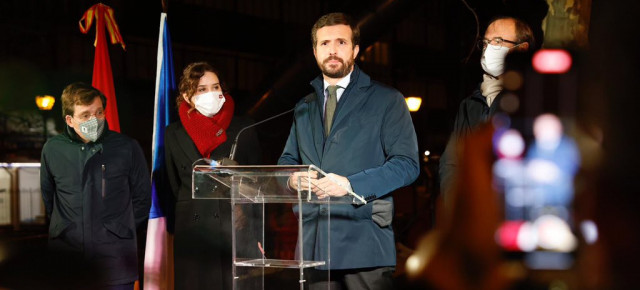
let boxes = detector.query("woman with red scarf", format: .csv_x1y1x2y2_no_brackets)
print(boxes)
165,62,261,290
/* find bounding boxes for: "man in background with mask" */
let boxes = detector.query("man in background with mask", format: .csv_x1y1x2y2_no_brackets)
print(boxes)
439,16,533,205
40,82,151,289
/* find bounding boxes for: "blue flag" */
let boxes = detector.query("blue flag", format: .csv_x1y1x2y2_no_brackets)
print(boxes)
149,12,176,219
144,13,176,289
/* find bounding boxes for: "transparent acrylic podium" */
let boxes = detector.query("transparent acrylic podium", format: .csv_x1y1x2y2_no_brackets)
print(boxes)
192,164,366,290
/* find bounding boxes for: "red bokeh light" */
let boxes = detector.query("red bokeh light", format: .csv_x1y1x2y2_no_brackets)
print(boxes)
497,220,525,251
532,49,572,74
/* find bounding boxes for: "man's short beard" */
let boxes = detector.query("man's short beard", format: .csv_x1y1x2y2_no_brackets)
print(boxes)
319,56,354,79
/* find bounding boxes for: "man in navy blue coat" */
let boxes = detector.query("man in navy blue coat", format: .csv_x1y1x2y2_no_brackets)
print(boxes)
278,12,419,289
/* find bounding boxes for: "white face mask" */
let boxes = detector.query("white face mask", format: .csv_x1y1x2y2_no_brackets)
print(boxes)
193,91,225,117
481,44,510,77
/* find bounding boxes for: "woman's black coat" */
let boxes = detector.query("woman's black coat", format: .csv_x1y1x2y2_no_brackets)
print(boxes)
164,115,261,290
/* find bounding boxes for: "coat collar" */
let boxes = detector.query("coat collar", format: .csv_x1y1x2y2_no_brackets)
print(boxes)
308,65,372,160
471,87,504,118
311,64,371,129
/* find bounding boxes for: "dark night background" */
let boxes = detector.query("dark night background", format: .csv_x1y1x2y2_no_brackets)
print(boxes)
0,0,550,166
2,0,640,288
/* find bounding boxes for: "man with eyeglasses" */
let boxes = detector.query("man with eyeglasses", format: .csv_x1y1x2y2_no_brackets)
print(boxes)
40,82,151,289
439,16,534,206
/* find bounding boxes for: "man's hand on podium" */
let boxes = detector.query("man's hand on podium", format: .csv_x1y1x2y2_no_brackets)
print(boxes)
314,173,350,199
288,171,352,199
288,171,319,191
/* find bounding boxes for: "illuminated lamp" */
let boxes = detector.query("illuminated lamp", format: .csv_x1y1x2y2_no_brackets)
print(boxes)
36,95,55,141
532,49,572,74
405,97,422,112
35,95,55,111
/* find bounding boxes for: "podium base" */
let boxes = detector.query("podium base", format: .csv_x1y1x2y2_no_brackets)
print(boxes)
235,258,325,269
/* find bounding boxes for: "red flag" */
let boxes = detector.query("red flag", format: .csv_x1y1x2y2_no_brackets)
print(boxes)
79,3,125,132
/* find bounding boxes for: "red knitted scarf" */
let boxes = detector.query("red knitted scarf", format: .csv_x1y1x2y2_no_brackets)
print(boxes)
179,94,235,158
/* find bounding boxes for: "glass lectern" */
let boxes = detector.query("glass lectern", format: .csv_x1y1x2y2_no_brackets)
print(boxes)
192,164,366,290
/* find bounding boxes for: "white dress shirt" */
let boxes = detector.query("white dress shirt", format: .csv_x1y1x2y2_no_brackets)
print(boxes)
322,71,352,117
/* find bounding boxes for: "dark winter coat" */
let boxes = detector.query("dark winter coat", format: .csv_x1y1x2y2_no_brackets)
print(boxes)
164,116,261,290
278,66,420,269
40,126,151,285
439,88,503,200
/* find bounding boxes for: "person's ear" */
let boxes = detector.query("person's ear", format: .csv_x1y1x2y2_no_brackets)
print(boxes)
353,44,360,59
182,93,190,104
518,42,530,51
65,115,74,128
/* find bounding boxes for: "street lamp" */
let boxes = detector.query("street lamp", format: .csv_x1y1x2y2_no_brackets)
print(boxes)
35,95,55,141
35,95,55,111
405,96,422,112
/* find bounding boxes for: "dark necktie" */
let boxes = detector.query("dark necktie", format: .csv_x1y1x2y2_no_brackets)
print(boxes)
325,85,338,137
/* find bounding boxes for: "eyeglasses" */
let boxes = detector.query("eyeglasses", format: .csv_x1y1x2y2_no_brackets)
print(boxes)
69,110,105,122
477,37,520,50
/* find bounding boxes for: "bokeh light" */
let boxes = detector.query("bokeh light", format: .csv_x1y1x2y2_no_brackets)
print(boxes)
491,113,511,131
503,70,524,91
533,114,563,151
496,129,525,159
580,220,599,245
496,220,536,252
527,159,561,183
499,92,520,113
532,49,572,74
535,214,577,252
493,158,523,179
405,255,422,274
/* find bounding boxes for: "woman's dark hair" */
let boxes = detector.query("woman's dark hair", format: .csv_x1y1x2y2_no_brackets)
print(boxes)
176,61,224,109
